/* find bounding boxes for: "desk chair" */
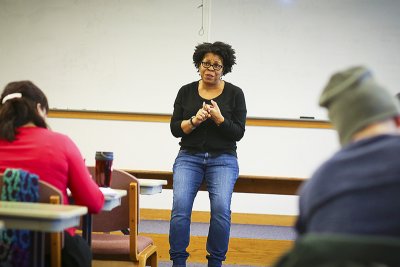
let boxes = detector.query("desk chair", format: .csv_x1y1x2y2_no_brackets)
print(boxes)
87,167,158,267
273,233,400,267
0,170,63,267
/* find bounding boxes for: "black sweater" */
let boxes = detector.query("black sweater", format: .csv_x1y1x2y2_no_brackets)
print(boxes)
170,81,247,156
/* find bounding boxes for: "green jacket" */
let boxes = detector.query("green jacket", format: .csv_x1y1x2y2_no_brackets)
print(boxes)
273,234,400,267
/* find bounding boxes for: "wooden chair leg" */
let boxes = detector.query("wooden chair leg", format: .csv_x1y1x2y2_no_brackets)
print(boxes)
50,233,61,267
139,257,146,267
50,195,62,267
150,252,158,267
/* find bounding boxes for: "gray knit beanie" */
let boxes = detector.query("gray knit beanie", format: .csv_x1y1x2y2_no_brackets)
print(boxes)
319,66,400,146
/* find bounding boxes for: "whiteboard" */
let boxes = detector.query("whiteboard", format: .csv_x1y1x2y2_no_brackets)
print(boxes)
211,0,400,119
1,0,399,120
0,0,206,114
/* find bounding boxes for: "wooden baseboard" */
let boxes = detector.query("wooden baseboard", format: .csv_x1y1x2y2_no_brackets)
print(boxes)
140,208,296,227
144,233,293,266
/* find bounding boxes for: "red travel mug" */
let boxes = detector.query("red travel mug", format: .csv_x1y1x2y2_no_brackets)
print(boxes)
95,151,114,187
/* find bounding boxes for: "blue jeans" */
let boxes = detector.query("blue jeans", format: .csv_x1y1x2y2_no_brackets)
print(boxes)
169,150,239,267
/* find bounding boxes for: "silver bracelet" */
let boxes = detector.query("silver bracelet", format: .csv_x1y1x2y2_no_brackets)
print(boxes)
189,116,197,130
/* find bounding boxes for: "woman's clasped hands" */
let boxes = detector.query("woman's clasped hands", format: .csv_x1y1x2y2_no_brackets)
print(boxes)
194,100,224,127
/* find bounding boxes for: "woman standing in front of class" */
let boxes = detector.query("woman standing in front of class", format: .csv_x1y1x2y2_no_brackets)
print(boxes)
169,41,247,267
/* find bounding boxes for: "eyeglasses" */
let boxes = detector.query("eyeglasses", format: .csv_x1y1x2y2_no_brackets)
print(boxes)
201,62,223,71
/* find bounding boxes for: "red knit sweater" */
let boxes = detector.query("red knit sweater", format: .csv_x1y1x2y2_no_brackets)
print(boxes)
0,126,104,235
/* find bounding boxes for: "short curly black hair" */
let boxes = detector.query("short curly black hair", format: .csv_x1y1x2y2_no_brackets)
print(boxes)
193,41,236,76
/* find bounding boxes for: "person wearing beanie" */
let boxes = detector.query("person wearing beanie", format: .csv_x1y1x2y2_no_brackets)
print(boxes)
295,66,400,236
272,66,400,266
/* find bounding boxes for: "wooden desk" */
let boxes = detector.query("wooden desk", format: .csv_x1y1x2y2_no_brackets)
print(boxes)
101,189,128,211
124,169,305,195
0,201,87,232
0,201,87,267
138,178,168,195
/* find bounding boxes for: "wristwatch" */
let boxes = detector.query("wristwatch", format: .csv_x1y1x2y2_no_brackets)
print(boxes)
189,116,197,130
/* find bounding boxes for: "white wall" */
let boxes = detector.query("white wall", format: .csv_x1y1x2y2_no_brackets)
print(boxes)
48,117,339,215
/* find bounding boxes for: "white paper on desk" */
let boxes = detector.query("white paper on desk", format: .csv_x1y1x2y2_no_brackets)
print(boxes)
99,187,118,198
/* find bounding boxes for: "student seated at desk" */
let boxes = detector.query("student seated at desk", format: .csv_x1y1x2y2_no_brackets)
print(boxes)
0,81,104,267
